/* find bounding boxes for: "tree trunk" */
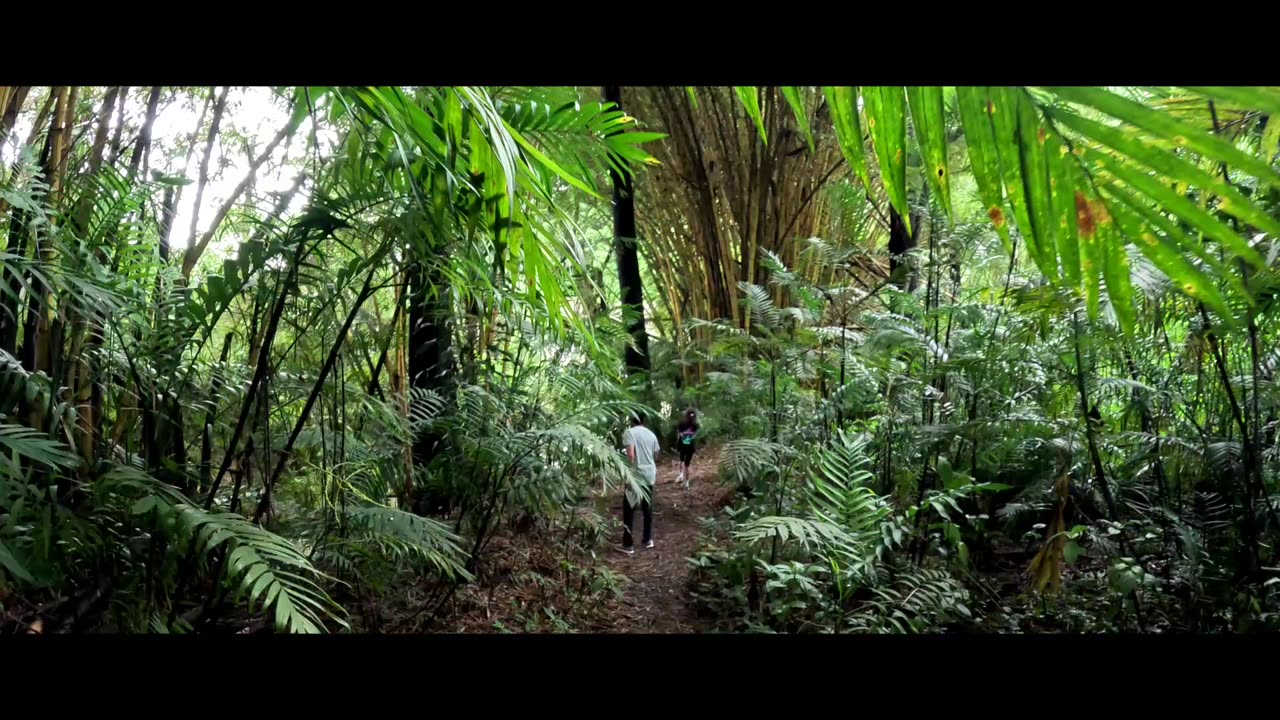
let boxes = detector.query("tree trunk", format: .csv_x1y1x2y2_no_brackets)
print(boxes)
127,86,162,179
887,205,919,291
0,86,31,146
108,86,128,164
69,87,122,466
0,89,61,355
604,86,650,374
19,86,72,375
184,87,229,252
407,255,456,514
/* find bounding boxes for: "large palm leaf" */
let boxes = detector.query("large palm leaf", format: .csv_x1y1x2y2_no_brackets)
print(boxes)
324,86,660,340
726,85,1280,334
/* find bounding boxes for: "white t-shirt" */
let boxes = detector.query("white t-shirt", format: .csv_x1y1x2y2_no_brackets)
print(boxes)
622,425,660,485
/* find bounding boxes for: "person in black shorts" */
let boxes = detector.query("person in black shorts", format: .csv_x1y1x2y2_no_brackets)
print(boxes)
675,408,698,488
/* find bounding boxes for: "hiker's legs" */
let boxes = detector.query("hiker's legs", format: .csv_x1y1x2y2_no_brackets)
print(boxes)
622,494,635,547
642,486,653,544
679,447,694,485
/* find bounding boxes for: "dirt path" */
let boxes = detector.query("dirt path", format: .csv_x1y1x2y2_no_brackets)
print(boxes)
589,448,724,633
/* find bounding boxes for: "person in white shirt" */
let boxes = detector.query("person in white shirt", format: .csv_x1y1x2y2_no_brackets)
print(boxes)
620,414,660,554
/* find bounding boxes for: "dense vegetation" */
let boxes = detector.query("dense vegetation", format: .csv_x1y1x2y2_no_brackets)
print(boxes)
1,85,1278,634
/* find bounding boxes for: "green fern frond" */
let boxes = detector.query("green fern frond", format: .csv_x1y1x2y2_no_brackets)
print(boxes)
807,432,886,535
735,516,858,555
109,466,346,634
721,439,787,486
846,567,971,633
344,505,472,581
0,423,82,471
739,281,782,332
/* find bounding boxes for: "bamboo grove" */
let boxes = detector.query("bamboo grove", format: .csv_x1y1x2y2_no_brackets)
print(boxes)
1,85,1279,633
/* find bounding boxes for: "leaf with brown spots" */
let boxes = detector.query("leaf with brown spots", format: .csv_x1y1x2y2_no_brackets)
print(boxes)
906,86,952,220
1075,191,1095,238
956,87,1012,253
1044,103,1279,266
863,86,910,234
1083,146,1266,270
1015,91,1058,281
1076,190,1103,319
1045,86,1280,190
1097,200,1136,338
990,87,1053,280
1048,133,1080,285
1103,186,1233,320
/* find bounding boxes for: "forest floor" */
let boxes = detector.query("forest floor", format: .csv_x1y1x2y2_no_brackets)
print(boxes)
431,447,728,634
361,445,1124,634
584,448,727,633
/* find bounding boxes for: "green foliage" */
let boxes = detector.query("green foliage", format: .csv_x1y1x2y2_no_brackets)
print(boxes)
0,85,663,634
738,85,1280,337
689,374,970,632
6,83,1280,635
845,567,972,633
130,489,345,634
682,205,1280,632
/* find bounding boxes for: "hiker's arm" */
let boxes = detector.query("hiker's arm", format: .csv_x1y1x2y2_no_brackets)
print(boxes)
620,429,633,463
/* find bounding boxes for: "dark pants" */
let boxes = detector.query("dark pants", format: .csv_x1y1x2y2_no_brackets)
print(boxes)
679,444,695,466
622,486,653,547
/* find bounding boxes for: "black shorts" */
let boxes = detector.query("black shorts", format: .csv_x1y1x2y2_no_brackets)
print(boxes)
678,444,695,463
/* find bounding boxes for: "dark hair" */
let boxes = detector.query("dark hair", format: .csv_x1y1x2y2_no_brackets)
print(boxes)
683,408,697,423
630,414,644,427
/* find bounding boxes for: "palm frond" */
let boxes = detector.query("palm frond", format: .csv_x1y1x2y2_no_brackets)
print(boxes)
734,85,1280,331
343,505,471,581
108,466,346,634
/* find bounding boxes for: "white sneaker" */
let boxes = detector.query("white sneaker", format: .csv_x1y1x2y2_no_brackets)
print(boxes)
645,539,655,549
676,471,685,485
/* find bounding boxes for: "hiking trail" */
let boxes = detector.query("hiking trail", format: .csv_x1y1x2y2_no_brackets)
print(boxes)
589,447,725,633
